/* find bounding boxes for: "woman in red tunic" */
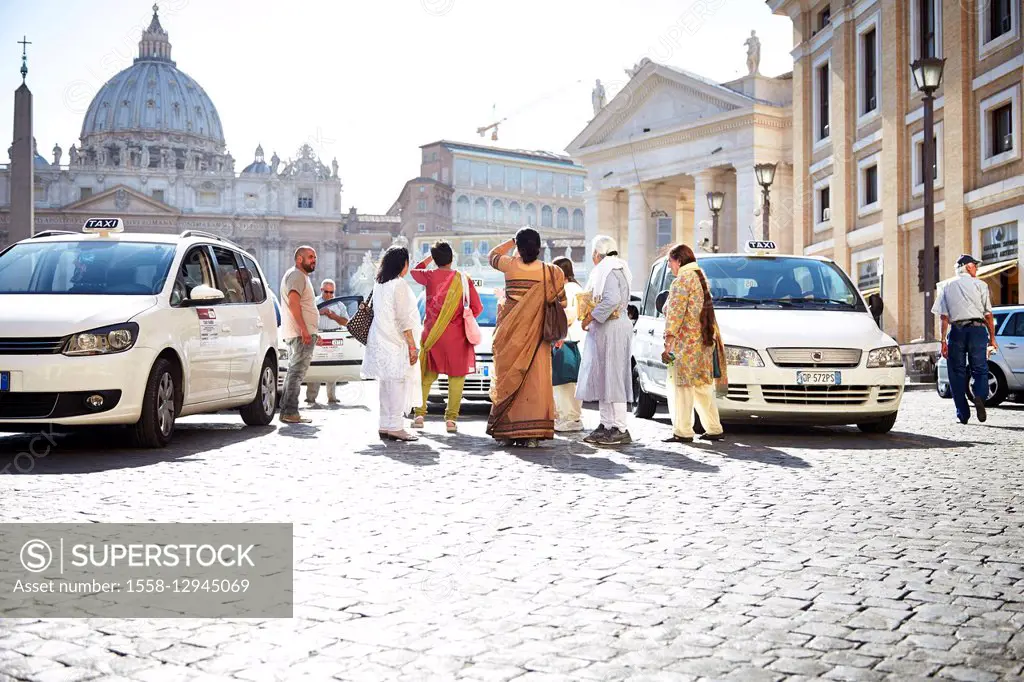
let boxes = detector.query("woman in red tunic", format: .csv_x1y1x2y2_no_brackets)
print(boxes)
410,241,483,432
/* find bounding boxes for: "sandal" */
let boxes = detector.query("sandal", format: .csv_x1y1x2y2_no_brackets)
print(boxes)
446,420,457,433
412,416,425,429
387,429,419,442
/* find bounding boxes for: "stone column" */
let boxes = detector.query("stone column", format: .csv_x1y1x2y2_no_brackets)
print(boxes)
674,192,694,248
9,83,33,243
790,17,812,257
733,163,759,251
584,188,618,249
321,240,339,284
881,0,909,341
693,170,722,250
829,7,853,276
941,0,969,285
626,186,650,281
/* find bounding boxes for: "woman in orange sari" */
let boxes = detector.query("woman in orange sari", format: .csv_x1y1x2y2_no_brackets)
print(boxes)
487,227,566,447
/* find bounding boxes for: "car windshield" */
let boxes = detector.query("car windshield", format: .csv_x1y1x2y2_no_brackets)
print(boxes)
688,256,867,311
0,240,177,295
418,291,499,326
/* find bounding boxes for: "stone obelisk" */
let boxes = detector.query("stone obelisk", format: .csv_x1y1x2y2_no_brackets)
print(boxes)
9,36,34,245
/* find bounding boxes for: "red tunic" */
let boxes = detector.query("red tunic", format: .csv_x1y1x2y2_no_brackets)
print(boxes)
411,262,483,377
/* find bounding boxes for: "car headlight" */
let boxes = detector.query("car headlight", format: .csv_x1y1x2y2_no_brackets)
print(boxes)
63,322,139,356
279,346,289,362
866,345,903,368
724,345,765,367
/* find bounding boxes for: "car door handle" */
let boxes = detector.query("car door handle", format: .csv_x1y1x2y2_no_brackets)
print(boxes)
1006,342,1018,349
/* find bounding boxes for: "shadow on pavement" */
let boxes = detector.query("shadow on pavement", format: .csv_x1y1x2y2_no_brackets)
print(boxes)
0,422,273,474
276,422,321,440
352,439,440,466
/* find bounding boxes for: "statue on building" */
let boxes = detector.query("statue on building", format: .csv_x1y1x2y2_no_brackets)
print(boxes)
97,146,108,167
544,244,552,262
332,157,339,179
224,152,234,172
592,79,606,115
140,145,150,170
69,144,79,166
118,141,130,168
52,143,62,166
745,30,761,76
625,57,652,78
564,245,572,259
270,151,280,174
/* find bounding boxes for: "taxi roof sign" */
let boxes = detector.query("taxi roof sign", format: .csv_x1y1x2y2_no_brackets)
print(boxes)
83,218,124,234
745,239,777,254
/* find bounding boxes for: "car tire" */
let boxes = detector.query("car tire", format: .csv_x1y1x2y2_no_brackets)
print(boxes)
967,364,1009,408
131,358,176,448
241,356,277,426
857,412,897,434
632,365,657,420
937,382,951,399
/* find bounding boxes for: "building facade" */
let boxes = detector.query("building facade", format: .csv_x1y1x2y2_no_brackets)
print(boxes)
567,58,794,282
392,141,588,285
0,5,362,295
770,0,1024,346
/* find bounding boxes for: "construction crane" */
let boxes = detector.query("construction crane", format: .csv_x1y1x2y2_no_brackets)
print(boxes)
475,80,584,142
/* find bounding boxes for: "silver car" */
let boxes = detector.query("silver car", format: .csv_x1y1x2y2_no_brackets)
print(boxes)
937,305,1024,406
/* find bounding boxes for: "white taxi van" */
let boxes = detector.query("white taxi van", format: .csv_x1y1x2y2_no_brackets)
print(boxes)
632,241,906,433
0,219,279,447
275,294,366,394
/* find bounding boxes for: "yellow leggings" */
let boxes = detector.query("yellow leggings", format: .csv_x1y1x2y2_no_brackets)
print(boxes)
416,369,465,420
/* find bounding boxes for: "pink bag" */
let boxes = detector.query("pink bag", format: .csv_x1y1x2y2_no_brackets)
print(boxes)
461,273,482,345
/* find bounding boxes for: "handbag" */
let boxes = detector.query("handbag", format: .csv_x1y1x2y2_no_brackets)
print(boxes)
552,341,581,386
541,264,568,343
347,291,374,345
461,273,482,345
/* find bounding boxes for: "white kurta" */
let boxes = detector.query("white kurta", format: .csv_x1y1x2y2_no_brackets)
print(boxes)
361,278,423,416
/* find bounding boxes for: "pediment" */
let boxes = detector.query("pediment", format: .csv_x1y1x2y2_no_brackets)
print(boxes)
568,64,754,155
61,184,180,215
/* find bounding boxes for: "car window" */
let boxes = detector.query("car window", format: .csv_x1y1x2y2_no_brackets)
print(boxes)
993,312,1010,335
1004,312,1024,336
0,240,175,295
698,256,865,310
211,246,246,304
240,254,266,303
318,296,362,330
643,261,666,317
171,246,215,306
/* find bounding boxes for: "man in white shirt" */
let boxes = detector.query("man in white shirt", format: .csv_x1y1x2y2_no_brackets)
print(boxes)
305,278,348,406
932,254,999,424
279,246,320,423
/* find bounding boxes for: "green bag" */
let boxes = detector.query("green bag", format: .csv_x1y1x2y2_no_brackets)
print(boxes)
552,341,581,386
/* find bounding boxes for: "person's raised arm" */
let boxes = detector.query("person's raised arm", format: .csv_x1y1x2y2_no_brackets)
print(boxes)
411,254,432,285
488,237,516,273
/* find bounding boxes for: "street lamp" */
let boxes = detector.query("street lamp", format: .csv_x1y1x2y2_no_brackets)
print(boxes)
706,190,725,252
911,56,945,342
754,162,777,241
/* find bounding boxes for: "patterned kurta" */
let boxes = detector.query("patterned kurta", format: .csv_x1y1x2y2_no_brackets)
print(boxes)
664,270,714,387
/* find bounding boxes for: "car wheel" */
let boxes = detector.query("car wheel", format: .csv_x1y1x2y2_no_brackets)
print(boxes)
936,382,951,399
857,412,898,434
632,365,657,420
241,356,277,426
967,364,1009,407
131,358,176,448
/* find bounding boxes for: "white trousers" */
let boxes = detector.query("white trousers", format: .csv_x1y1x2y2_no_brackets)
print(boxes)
668,382,723,438
378,379,407,431
554,383,583,423
599,401,628,430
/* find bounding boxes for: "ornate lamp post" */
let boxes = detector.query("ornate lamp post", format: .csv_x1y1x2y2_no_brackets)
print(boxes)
754,163,777,241
706,191,725,252
911,56,946,342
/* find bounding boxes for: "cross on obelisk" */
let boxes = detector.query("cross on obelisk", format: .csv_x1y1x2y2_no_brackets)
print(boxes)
18,35,31,83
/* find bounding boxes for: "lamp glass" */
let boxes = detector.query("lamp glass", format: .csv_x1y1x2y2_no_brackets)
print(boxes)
754,163,777,187
707,191,725,212
911,57,945,93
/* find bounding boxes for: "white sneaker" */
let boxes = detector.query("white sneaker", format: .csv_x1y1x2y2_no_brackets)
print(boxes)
555,420,585,432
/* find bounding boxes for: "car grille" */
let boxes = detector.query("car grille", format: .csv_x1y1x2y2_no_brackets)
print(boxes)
475,352,493,363
438,377,491,393
761,385,871,405
0,337,65,355
767,348,862,368
0,392,58,418
726,385,750,402
878,386,901,403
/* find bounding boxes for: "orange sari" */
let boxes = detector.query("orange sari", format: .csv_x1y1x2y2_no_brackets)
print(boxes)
487,255,565,440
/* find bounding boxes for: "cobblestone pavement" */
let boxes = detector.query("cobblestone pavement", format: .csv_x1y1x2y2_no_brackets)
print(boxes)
1,387,1023,681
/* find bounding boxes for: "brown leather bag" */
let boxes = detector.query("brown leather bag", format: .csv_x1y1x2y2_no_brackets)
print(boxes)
541,264,567,343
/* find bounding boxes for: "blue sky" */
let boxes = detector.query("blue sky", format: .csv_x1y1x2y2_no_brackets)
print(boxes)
0,0,794,213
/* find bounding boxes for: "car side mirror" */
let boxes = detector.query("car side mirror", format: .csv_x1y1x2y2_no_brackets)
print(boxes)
187,284,225,305
655,290,670,316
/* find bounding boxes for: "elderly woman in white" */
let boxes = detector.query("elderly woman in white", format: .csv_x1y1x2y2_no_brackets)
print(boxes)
576,235,634,445
361,246,423,441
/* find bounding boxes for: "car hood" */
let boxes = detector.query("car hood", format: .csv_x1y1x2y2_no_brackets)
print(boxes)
0,295,158,336
716,308,897,350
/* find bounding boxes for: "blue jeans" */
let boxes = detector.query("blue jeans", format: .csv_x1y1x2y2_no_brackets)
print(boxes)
947,325,988,422
281,335,317,416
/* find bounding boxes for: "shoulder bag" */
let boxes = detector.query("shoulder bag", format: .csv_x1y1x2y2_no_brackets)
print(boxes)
348,291,374,345
541,264,568,343
461,273,482,345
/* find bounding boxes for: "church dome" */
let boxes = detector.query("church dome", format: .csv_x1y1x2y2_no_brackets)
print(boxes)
79,5,224,150
241,144,274,175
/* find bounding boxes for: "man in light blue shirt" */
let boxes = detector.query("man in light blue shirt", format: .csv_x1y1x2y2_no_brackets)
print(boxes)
932,254,998,423
305,278,348,406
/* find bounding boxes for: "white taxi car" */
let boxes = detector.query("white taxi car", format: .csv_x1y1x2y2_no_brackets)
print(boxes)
0,219,279,447
632,242,906,433
418,286,499,401
274,294,366,394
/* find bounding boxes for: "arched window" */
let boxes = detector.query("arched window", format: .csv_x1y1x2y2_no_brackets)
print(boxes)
456,196,470,221
525,203,537,226
509,201,521,225
492,199,504,224
541,205,553,228
556,207,569,229
573,208,584,231
474,197,487,222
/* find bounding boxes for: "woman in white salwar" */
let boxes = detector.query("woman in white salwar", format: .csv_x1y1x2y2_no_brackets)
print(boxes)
361,246,423,441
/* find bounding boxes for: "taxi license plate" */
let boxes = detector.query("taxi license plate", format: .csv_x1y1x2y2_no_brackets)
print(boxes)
797,371,840,385
0,371,8,391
